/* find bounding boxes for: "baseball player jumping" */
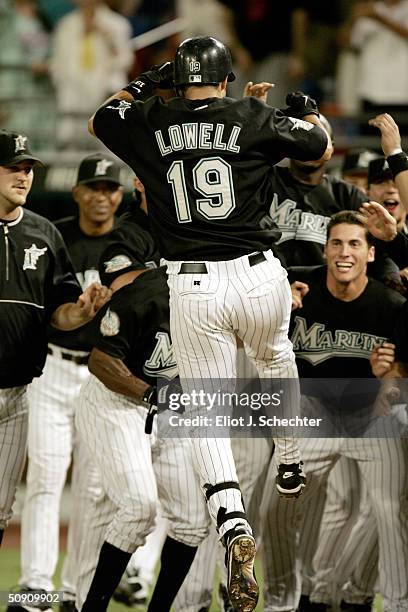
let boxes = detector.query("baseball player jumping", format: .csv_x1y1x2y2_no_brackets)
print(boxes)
87,35,332,610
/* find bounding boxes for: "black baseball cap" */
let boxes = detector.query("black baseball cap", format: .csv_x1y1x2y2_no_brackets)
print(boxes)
0,129,43,166
368,157,393,184
342,149,379,175
76,154,122,186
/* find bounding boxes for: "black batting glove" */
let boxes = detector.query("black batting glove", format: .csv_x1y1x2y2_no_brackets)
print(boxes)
123,61,174,100
142,385,157,407
142,385,158,434
282,91,319,119
145,61,174,89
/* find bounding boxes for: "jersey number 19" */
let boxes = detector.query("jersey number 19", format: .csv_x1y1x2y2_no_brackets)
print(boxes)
167,157,236,222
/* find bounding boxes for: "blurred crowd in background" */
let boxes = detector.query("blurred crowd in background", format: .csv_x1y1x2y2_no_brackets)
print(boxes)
0,0,407,154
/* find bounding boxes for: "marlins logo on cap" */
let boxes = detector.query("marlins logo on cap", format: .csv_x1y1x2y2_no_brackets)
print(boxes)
77,154,122,186
0,129,43,166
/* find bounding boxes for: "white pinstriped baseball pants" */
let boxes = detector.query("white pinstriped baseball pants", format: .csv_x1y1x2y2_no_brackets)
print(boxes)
74,374,209,608
165,250,300,539
0,386,28,530
20,351,90,594
174,348,273,611
261,415,408,612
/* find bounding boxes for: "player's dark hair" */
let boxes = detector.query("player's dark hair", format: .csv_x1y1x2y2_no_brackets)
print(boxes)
326,210,374,246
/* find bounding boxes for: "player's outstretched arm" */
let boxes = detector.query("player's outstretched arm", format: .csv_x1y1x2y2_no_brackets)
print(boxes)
51,283,111,330
88,61,174,135
88,347,153,405
283,91,333,161
369,113,408,215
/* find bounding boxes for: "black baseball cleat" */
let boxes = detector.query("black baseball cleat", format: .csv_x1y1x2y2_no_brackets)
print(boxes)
6,587,53,611
113,568,148,607
276,462,306,498
340,600,373,611
224,527,259,612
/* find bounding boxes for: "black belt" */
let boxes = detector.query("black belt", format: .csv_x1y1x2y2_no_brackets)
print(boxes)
47,346,89,366
178,251,267,274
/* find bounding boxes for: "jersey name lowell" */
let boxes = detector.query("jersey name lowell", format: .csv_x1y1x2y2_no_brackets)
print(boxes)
155,123,241,156
269,194,329,245
143,331,177,380
292,316,387,365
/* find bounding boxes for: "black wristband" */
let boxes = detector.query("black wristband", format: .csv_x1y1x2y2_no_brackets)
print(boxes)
142,385,157,406
386,151,408,180
122,76,155,101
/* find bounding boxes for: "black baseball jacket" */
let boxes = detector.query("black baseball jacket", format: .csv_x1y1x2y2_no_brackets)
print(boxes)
0,208,81,388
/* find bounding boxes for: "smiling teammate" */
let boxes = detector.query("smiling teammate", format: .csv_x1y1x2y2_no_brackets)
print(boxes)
262,210,408,612
0,131,109,563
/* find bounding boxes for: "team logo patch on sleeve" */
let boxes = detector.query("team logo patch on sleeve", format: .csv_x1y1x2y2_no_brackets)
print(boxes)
288,117,314,132
106,100,131,119
100,308,120,337
104,255,132,274
23,244,47,270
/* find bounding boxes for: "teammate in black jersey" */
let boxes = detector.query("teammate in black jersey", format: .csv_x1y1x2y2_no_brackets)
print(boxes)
0,132,109,552
75,267,209,612
262,210,408,612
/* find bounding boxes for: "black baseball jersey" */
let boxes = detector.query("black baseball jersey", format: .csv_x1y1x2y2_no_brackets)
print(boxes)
90,267,176,386
376,228,408,270
265,167,368,267
93,95,328,260
393,300,408,362
99,208,160,287
288,265,405,379
0,209,81,388
47,216,119,352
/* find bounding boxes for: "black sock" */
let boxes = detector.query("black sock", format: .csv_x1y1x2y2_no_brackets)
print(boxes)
0,529,3,547
82,541,131,611
147,536,197,612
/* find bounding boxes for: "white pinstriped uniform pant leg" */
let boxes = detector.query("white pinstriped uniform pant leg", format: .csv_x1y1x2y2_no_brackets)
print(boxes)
261,429,408,611
173,348,269,611
339,505,378,604
261,436,344,612
76,376,161,553
347,435,408,612
21,353,89,592
0,386,28,530
174,435,273,611
75,376,209,607
60,434,99,597
308,456,364,602
125,512,168,585
166,251,300,539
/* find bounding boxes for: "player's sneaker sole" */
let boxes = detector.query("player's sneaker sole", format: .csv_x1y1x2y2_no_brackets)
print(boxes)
227,532,259,612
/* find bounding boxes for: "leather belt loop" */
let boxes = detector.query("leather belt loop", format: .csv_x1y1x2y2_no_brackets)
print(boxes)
248,251,267,266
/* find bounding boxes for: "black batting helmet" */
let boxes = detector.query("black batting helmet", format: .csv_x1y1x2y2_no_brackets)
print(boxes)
174,36,235,87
